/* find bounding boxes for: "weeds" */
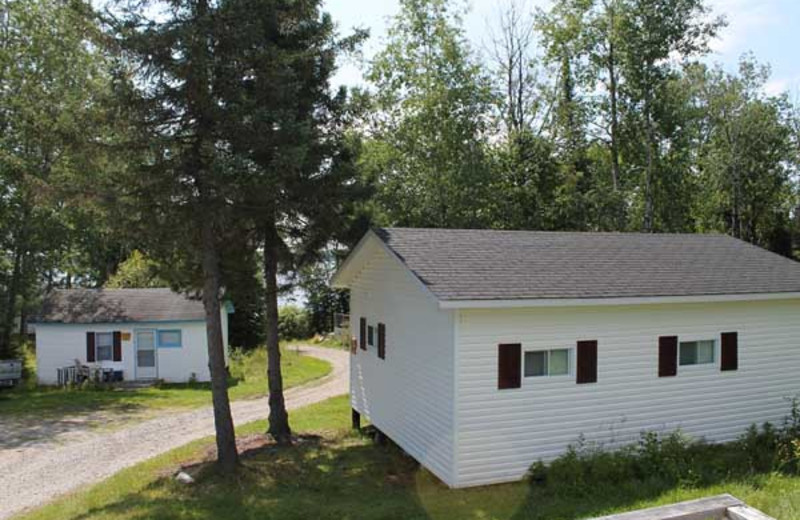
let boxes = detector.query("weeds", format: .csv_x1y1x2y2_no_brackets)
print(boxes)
529,399,800,495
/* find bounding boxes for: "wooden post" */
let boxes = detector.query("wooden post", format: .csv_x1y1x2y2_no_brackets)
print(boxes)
351,408,361,430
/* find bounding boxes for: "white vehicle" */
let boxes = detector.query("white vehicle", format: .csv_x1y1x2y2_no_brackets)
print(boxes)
0,359,22,388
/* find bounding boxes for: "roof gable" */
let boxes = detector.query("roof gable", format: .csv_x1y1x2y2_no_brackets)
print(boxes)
32,288,206,324
336,228,800,304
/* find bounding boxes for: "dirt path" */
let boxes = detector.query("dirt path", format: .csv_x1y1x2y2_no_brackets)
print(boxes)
0,346,348,520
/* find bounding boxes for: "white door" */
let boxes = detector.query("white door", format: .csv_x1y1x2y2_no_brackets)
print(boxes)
135,330,158,380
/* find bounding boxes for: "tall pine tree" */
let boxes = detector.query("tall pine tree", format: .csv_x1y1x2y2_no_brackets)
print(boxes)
108,0,239,473
213,0,365,443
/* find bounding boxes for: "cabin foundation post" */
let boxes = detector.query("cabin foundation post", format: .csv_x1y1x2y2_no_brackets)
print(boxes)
351,408,361,430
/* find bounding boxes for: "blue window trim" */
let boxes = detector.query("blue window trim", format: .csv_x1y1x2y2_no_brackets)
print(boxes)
157,329,183,349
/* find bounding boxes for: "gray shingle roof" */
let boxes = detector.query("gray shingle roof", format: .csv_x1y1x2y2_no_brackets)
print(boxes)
32,288,205,324
375,228,800,301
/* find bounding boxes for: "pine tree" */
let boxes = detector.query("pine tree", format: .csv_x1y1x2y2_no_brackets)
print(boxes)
213,0,366,443
108,0,239,473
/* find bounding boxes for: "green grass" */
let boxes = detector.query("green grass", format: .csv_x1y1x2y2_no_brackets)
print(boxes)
0,346,331,420
17,395,800,520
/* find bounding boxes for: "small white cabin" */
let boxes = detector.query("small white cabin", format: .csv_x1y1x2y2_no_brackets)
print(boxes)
31,288,231,385
333,228,800,488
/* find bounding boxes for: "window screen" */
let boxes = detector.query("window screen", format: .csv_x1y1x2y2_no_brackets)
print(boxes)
679,340,715,366
524,351,547,377
96,332,113,362
137,349,156,367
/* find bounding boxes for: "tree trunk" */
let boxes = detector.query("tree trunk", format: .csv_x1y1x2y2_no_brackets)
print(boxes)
607,43,620,193
1,207,28,359
643,92,655,233
263,220,291,444
201,219,239,474
0,243,22,358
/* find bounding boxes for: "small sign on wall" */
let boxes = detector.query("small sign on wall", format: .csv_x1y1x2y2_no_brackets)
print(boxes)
121,332,132,341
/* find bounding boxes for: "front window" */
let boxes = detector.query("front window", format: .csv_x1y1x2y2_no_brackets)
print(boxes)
96,332,113,362
525,349,570,377
367,325,375,347
158,330,182,348
679,340,715,366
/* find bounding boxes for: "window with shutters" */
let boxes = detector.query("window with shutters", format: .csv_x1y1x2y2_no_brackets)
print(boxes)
679,339,715,366
367,325,375,347
524,349,570,377
96,332,113,362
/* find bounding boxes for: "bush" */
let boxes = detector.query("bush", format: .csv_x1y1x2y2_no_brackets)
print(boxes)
278,305,310,340
228,347,266,383
528,399,800,494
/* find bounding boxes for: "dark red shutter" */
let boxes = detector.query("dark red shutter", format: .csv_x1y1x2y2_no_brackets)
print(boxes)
378,323,386,360
498,343,521,390
576,340,598,384
359,317,367,350
721,332,738,371
86,332,96,362
113,331,122,362
658,336,678,377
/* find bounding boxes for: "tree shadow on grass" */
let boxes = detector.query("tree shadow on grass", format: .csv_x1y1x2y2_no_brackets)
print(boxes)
56,432,783,520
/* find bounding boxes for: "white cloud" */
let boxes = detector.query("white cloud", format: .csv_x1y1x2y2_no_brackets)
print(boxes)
764,78,788,96
708,0,781,54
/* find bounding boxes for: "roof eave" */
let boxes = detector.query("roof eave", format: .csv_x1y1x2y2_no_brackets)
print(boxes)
439,291,800,309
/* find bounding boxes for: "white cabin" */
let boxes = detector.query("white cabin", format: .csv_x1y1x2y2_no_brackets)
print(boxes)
31,288,231,385
333,227,800,488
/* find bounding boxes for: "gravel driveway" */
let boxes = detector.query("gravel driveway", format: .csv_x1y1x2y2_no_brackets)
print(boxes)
0,345,348,520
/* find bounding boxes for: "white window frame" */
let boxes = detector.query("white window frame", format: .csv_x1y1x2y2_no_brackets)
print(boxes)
678,338,717,368
524,348,572,378
96,332,113,362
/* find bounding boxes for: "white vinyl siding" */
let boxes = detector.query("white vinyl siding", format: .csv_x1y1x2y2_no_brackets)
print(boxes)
349,243,456,486
453,298,800,488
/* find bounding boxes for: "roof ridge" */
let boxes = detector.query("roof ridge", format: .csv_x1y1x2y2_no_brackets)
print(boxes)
378,226,731,238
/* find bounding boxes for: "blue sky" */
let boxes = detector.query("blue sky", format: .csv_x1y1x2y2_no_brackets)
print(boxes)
326,0,800,96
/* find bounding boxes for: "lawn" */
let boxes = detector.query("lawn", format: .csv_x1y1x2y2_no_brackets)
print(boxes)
0,346,331,420
17,395,800,520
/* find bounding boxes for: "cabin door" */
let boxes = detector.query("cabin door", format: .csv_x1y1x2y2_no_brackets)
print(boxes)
135,330,158,380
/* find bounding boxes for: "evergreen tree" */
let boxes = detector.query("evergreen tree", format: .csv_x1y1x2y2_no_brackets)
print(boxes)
108,0,240,473
213,0,366,443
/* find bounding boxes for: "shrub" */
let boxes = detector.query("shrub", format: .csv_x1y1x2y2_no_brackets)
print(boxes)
278,305,311,340
528,399,800,494
228,347,266,383
777,397,800,473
